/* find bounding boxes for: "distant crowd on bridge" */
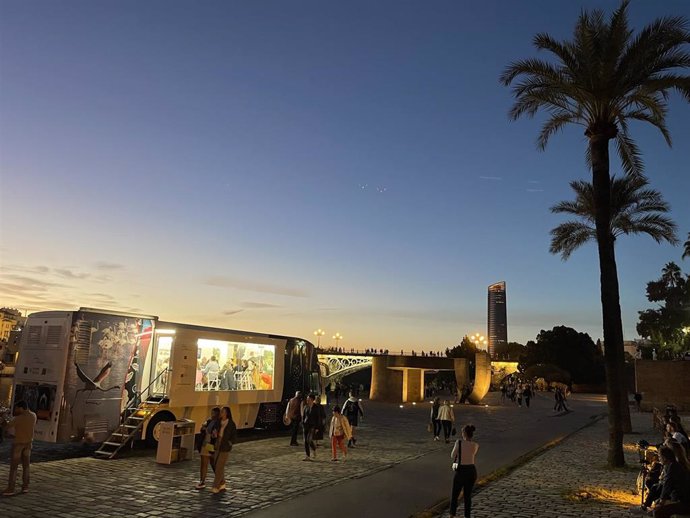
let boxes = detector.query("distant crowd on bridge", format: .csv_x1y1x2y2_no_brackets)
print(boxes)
316,347,445,357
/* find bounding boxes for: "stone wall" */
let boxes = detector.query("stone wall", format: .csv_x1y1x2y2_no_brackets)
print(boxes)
635,360,690,411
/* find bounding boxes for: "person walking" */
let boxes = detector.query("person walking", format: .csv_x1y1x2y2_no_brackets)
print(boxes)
516,385,524,407
313,395,327,447
523,384,532,408
449,424,479,518
2,401,37,496
285,391,303,446
329,405,351,462
211,406,237,494
341,392,364,447
195,407,220,490
431,397,442,441
438,400,455,444
301,394,319,461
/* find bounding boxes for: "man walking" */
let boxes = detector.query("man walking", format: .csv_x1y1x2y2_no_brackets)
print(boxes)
301,394,319,460
285,391,303,446
3,400,37,496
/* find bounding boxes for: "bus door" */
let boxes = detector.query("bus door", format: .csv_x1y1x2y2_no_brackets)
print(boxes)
151,332,173,396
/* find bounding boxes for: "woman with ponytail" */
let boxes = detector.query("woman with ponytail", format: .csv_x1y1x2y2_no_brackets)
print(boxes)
449,424,479,518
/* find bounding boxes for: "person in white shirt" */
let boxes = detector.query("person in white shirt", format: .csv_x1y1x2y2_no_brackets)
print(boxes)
449,424,479,518
437,400,455,443
328,406,352,461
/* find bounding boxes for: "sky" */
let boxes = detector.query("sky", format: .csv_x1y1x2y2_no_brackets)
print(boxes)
1,0,689,351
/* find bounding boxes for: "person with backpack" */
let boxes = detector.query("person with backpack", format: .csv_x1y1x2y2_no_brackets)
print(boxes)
341,392,364,447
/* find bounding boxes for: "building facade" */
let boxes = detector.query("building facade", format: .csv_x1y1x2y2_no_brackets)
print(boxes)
0,308,24,341
487,281,507,358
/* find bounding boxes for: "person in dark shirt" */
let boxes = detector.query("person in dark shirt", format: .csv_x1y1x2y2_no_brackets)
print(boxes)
301,394,319,461
652,446,690,518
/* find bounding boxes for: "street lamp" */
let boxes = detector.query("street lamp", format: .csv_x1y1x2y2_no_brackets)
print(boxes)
470,333,487,351
333,332,343,349
313,329,325,348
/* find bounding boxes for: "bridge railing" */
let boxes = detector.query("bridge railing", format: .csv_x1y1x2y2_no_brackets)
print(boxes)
316,348,447,358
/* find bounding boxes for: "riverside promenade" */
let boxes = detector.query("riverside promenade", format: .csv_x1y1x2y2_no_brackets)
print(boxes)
431,411,661,518
0,393,606,517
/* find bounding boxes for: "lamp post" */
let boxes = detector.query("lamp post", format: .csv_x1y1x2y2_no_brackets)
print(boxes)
470,333,487,351
313,329,325,348
333,332,343,350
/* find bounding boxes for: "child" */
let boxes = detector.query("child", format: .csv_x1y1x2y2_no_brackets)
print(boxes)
329,406,352,462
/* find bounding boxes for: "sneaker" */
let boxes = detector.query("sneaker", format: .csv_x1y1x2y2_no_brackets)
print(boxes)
290,443,299,447
20,488,28,494
195,482,206,490
211,487,220,494
302,456,312,461
629,507,650,516
331,458,338,462
2,489,15,497
434,436,439,441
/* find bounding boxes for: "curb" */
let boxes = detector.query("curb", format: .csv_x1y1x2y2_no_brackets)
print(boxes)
410,412,607,518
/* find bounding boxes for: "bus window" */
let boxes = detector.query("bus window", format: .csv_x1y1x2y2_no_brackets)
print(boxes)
195,339,275,391
152,336,172,394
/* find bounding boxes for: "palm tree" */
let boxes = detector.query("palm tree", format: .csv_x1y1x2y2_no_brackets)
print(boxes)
501,1,690,466
550,175,678,259
683,232,690,259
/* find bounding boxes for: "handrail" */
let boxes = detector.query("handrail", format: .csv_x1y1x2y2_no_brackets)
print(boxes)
122,367,169,414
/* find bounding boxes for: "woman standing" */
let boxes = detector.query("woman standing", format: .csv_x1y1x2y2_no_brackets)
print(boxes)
449,424,479,518
212,406,237,494
430,397,441,441
437,400,455,444
195,407,220,489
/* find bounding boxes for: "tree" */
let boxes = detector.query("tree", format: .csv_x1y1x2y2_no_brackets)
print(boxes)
683,232,690,260
501,1,690,467
494,341,526,361
445,336,477,359
550,175,677,259
637,262,690,352
519,326,604,384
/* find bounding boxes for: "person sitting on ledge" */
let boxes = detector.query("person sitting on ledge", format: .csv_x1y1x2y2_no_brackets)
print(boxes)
635,446,690,518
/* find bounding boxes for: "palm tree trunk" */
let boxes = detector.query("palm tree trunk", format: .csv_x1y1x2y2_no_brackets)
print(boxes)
589,131,626,467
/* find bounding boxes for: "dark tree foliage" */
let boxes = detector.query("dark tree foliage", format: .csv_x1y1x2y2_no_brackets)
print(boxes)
637,262,690,352
494,341,526,361
519,326,605,384
445,335,477,359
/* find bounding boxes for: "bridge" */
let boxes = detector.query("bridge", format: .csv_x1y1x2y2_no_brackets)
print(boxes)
317,351,496,404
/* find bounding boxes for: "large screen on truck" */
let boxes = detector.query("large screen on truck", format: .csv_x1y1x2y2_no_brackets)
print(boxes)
194,339,274,391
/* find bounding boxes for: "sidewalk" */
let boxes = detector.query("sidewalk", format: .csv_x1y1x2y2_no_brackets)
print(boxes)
435,411,659,518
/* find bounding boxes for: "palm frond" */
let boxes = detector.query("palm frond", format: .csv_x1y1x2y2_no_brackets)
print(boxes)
682,232,690,259
549,221,595,260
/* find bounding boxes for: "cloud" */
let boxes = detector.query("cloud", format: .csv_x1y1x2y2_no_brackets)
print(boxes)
528,180,541,184
241,301,282,309
526,188,545,193
94,261,125,271
54,268,90,280
204,276,308,298
479,176,502,181
223,309,244,316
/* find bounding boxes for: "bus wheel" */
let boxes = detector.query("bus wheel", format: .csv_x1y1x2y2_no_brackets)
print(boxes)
145,411,175,447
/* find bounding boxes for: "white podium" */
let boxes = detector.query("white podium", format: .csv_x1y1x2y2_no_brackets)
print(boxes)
156,420,195,465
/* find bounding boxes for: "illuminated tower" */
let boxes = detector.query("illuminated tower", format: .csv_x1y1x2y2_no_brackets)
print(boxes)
487,281,507,358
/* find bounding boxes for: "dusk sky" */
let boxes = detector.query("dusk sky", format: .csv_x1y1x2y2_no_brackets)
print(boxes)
1,0,689,351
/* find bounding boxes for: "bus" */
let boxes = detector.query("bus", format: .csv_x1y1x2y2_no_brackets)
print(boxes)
12,308,321,447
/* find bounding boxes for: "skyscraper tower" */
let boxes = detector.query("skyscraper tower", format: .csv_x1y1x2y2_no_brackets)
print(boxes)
487,281,507,358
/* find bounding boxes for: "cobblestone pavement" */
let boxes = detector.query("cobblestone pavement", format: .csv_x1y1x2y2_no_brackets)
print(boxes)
437,411,664,518
0,393,605,518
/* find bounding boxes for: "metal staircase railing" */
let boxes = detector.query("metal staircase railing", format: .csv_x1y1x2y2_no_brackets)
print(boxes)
94,368,169,459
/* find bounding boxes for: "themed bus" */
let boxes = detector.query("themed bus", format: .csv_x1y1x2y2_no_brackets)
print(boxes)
12,308,321,444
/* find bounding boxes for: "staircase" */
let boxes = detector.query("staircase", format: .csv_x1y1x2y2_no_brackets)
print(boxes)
94,368,168,459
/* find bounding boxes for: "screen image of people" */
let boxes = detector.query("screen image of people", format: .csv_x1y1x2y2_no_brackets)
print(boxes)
195,339,274,392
